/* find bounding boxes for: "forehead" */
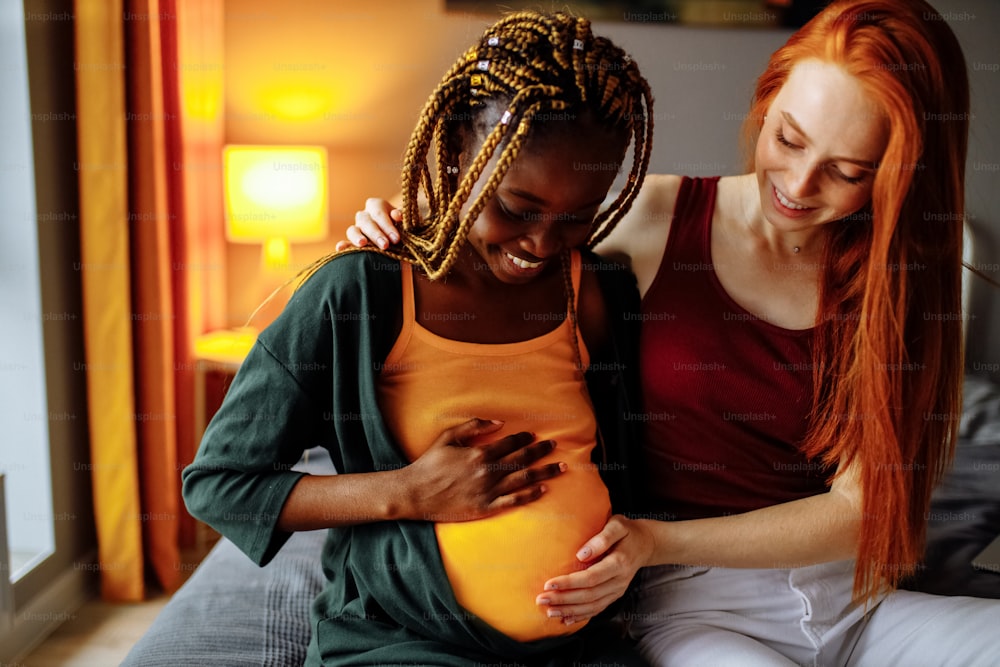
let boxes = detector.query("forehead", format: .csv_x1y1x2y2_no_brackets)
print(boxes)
772,59,887,162
496,117,625,207
522,114,627,156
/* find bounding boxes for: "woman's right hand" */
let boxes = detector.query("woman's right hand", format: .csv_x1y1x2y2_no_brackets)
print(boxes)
401,418,565,523
336,198,403,251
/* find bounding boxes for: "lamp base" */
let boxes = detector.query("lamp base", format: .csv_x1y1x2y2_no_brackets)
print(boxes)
262,237,291,271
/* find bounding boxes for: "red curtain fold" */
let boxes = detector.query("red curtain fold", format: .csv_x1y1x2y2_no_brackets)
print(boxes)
125,0,182,594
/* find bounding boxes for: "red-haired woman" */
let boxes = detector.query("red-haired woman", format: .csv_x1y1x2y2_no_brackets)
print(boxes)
349,0,1000,663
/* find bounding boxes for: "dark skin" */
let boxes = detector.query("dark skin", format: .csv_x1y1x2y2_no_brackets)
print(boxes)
417,117,622,348
277,117,625,534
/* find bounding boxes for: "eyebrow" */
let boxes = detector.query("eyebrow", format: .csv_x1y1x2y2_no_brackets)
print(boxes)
506,188,607,209
780,111,879,170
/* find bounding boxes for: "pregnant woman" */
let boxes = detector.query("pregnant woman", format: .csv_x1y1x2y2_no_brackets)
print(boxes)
182,11,653,666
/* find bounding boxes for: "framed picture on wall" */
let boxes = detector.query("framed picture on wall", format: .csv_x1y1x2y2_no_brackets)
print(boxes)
445,0,832,28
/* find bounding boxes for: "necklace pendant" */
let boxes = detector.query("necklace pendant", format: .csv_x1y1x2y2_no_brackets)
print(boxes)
793,246,801,254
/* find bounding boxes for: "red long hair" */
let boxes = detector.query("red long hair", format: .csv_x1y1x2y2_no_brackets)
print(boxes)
743,0,969,600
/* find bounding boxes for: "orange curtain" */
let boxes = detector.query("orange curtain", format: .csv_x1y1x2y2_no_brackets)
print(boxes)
74,0,144,602
73,0,225,600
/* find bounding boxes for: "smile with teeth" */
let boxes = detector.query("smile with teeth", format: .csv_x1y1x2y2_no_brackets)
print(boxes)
775,187,811,211
506,252,543,270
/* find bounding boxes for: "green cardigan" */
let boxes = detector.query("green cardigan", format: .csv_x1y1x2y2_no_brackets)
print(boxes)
182,250,645,666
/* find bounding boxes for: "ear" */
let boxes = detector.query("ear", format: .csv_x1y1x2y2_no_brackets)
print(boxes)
446,121,471,172
447,99,504,173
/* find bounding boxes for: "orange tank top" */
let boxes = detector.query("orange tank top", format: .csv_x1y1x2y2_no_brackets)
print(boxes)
376,250,612,642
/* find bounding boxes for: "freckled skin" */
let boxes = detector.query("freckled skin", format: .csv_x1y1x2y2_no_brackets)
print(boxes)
754,59,888,234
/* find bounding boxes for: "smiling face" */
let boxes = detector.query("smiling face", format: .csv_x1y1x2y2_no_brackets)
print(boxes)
755,59,888,232
456,115,626,285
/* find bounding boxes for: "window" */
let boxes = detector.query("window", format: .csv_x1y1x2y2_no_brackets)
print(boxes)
0,0,55,591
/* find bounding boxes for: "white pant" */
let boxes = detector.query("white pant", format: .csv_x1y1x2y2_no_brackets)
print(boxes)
627,561,1000,667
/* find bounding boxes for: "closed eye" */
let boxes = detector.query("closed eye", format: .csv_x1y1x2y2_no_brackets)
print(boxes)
497,197,596,225
830,166,866,185
777,129,868,186
496,197,530,221
775,129,800,150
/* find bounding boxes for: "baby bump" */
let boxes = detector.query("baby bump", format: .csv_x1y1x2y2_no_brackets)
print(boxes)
434,449,612,642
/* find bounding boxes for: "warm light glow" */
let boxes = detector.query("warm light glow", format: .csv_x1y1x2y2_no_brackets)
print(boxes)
223,145,328,270
223,144,329,250
193,327,258,365
260,85,335,121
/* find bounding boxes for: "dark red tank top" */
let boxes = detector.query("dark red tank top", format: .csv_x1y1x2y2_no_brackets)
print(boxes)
639,176,830,520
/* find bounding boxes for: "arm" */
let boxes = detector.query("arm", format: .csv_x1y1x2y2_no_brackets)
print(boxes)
537,457,862,622
275,419,565,531
638,456,861,569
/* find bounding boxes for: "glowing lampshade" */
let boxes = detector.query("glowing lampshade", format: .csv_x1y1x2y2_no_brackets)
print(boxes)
223,145,328,269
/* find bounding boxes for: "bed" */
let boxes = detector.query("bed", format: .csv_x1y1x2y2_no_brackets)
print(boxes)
119,373,1000,666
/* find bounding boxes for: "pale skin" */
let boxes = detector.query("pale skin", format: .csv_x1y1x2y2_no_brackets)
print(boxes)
343,60,893,626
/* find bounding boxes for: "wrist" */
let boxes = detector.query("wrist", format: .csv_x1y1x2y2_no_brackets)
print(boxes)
386,465,421,521
636,518,667,567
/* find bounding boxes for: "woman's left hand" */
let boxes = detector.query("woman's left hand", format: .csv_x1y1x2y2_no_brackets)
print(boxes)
535,515,655,624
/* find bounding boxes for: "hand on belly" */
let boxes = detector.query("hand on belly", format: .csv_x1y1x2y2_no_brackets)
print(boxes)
435,458,611,642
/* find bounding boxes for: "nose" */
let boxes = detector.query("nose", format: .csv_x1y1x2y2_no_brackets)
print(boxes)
520,218,568,259
785,161,821,199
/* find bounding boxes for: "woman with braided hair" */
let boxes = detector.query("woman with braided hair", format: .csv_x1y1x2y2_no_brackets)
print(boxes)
183,10,654,666
347,0,1000,664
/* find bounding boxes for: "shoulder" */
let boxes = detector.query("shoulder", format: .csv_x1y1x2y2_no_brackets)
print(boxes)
594,174,685,298
291,251,402,309
261,251,403,351
299,251,401,290
634,173,685,218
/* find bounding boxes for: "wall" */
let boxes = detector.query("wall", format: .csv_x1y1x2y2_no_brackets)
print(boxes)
223,0,483,325
934,0,1000,378
222,0,999,374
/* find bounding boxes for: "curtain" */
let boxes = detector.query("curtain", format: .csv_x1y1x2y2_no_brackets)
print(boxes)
73,0,225,601
172,0,227,545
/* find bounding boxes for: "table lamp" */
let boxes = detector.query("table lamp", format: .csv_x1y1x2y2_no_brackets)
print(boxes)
222,145,329,270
